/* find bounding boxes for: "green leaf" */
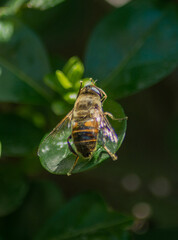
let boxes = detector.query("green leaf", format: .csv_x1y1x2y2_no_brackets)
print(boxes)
45,57,85,104
27,0,65,10
44,73,78,104
0,114,43,157
0,165,29,217
0,19,51,104
38,98,127,175
67,62,84,85
85,0,178,99
56,70,72,89
63,56,84,85
35,193,132,240
0,180,64,240
63,57,81,75
44,73,66,96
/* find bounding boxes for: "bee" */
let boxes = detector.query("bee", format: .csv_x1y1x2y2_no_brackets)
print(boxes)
38,80,127,176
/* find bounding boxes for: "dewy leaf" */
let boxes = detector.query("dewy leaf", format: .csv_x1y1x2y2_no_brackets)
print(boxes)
0,114,43,157
85,0,178,99
35,193,132,240
27,0,65,10
0,165,29,217
38,98,127,175
0,19,51,104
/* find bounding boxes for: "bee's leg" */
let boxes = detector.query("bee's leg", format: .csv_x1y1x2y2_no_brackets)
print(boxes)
67,135,79,176
100,90,107,103
101,93,107,103
104,112,128,121
67,135,77,156
103,145,118,161
67,155,79,176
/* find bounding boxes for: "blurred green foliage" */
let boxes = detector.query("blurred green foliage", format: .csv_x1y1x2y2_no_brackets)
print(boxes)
0,0,178,239
85,0,178,99
35,193,133,240
0,165,28,217
0,114,42,156
0,179,64,239
0,19,51,104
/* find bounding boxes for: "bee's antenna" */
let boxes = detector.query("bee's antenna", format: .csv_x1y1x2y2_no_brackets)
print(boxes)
77,80,83,98
90,78,97,86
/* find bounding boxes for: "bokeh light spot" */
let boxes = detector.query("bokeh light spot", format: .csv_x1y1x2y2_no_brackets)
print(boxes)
132,202,152,219
149,176,171,197
121,173,141,192
106,0,131,7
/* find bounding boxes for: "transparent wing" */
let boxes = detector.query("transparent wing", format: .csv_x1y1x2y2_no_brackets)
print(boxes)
38,110,76,174
39,110,73,144
99,114,118,154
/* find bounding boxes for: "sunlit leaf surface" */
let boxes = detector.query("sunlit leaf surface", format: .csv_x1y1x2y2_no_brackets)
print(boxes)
38,99,127,175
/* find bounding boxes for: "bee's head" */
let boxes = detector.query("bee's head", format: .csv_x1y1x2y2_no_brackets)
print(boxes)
81,84,105,101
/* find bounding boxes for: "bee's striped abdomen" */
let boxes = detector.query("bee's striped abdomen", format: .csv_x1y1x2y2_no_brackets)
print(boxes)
72,120,99,158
